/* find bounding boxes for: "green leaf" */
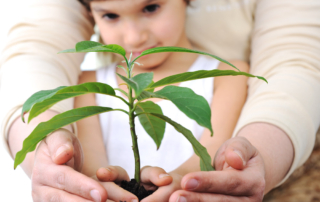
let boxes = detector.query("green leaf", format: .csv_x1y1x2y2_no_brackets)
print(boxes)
150,69,267,89
147,113,214,171
135,101,165,149
155,86,213,136
117,72,154,97
132,46,239,71
103,44,126,57
14,106,121,169
76,41,103,51
58,41,126,58
136,91,167,101
22,82,117,123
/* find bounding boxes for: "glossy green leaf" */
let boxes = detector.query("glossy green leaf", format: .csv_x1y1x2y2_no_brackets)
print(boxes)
147,113,214,171
135,101,165,149
117,72,154,97
150,69,267,89
155,86,213,135
22,82,117,123
15,106,123,169
132,46,239,71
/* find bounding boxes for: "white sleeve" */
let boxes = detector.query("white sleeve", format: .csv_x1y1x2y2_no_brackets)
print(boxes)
233,0,320,185
0,0,94,155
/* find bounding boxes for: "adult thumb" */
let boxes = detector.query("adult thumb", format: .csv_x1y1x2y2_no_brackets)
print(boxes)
44,128,83,171
215,136,258,170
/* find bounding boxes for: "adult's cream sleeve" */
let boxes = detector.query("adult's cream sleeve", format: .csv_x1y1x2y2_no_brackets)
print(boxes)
0,0,94,154
233,0,320,185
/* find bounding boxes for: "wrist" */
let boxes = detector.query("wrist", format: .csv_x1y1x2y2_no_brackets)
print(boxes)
237,122,294,193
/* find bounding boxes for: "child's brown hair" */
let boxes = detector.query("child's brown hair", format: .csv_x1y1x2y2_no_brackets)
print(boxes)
79,0,191,11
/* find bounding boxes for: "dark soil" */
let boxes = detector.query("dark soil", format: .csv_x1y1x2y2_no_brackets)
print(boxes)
119,179,155,201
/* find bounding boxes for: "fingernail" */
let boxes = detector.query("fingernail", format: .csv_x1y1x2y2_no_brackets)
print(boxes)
105,167,112,172
184,179,199,190
176,195,187,202
55,145,69,159
131,199,138,202
90,189,101,202
234,150,246,166
159,174,170,179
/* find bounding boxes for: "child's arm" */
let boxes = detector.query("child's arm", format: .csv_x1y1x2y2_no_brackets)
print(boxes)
74,71,109,177
137,60,250,201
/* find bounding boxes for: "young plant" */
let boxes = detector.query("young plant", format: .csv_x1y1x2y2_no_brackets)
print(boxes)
14,41,267,184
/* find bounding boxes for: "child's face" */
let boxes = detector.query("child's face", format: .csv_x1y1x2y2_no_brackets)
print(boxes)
90,0,189,69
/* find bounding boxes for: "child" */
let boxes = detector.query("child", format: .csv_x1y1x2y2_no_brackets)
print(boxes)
75,0,249,201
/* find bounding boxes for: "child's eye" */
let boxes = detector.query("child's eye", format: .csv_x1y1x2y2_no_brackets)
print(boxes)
102,13,119,20
143,4,160,13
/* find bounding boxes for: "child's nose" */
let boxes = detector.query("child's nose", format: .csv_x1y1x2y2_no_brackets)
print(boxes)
123,22,148,48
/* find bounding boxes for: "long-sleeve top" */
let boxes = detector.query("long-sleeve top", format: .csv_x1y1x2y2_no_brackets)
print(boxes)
1,0,320,186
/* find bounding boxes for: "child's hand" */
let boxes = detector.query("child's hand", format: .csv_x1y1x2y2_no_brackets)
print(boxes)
140,166,182,202
94,166,139,201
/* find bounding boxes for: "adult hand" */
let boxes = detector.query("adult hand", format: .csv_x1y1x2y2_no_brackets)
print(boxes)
31,128,108,202
169,136,266,202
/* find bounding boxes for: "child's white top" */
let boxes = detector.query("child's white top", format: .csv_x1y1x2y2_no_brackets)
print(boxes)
96,55,219,178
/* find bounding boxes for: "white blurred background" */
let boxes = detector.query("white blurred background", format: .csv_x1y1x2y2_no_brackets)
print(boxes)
0,2,95,201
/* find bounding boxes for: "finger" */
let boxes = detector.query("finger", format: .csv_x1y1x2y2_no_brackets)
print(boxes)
32,162,108,202
96,166,130,183
33,186,94,202
141,173,182,202
45,128,83,171
140,166,173,187
169,190,256,202
215,137,257,170
180,169,265,196
99,181,138,202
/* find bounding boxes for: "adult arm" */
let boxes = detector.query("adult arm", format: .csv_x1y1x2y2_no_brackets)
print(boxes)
0,0,93,154
170,0,320,201
234,0,320,185
0,0,111,201
9,111,109,202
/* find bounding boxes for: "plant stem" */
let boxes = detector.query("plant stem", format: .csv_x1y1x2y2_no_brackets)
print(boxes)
128,75,141,184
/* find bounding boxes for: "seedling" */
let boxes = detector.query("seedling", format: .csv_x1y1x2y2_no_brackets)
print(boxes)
14,41,267,185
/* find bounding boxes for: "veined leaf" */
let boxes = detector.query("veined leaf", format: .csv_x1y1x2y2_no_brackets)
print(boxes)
135,101,165,149
117,72,154,97
14,106,124,169
76,41,103,51
22,82,117,123
103,44,126,57
150,69,268,89
155,86,213,136
58,41,126,58
136,91,167,101
147,113,214,171
132,46,239,71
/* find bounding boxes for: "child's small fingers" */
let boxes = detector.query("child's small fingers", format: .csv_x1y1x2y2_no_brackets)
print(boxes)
97,166,130,182
140,166,173,186
100,181,138,202
141,173,182,202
